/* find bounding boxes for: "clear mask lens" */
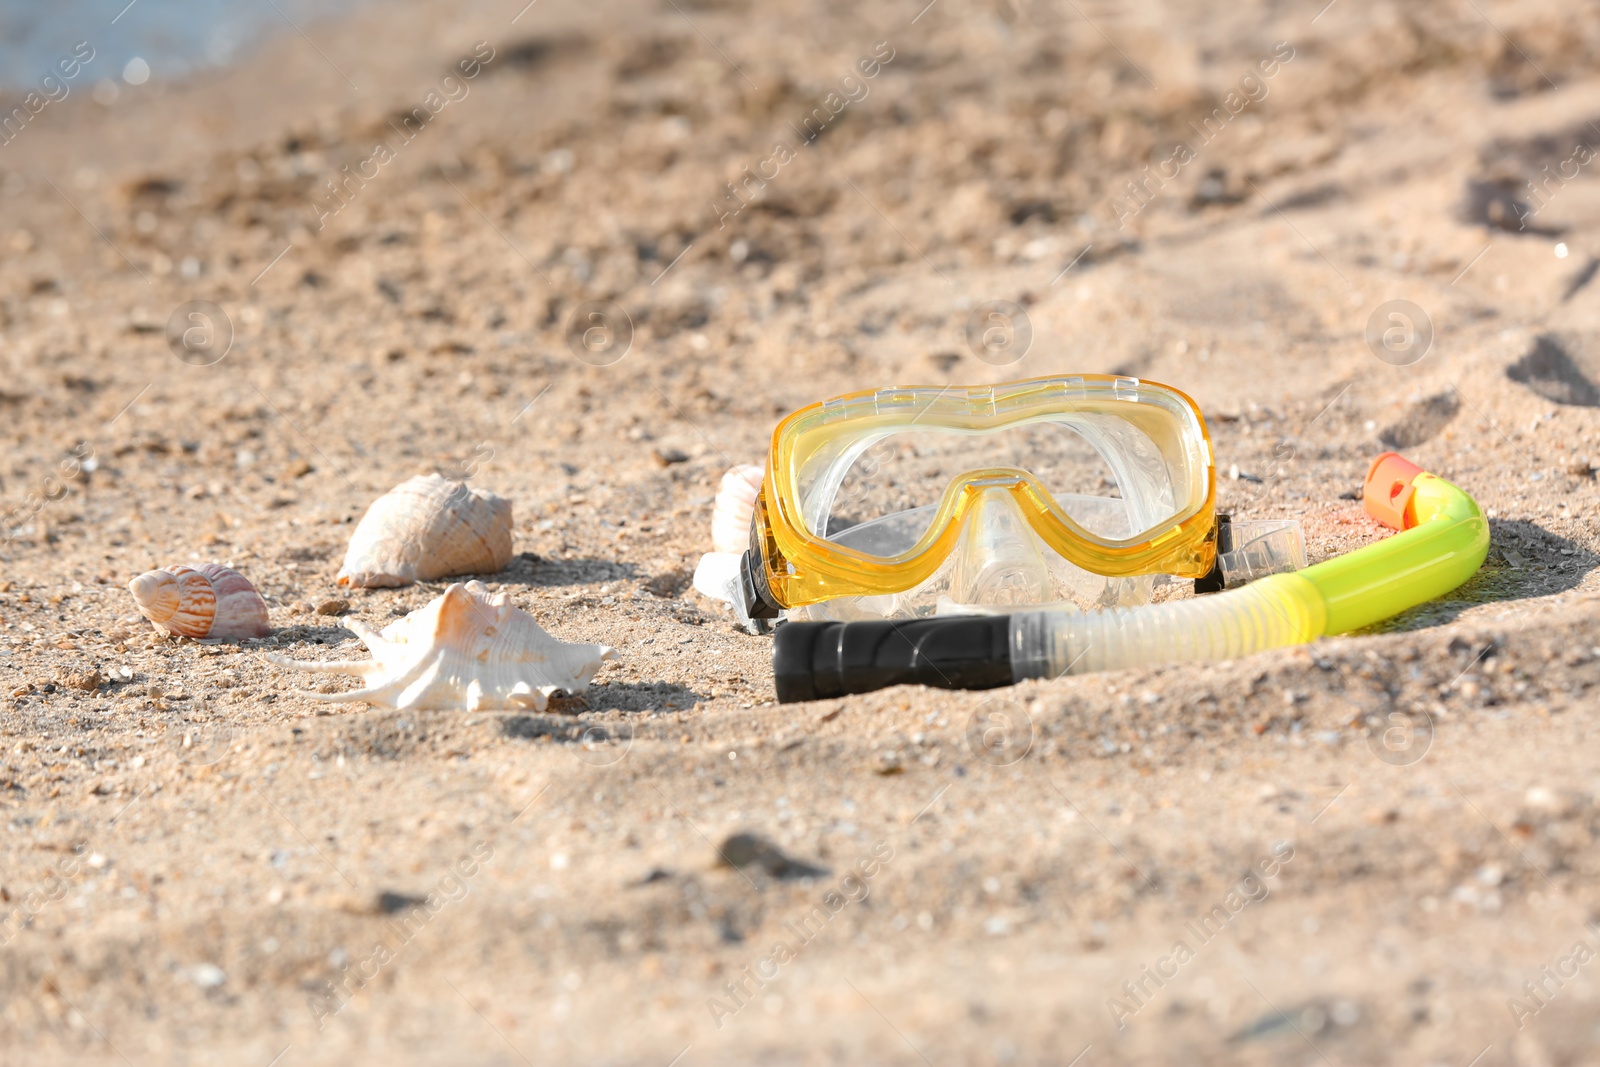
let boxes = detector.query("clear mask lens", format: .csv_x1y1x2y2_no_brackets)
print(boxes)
798,415,1191,553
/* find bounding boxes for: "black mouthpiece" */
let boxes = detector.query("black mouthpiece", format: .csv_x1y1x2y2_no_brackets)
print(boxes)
773,615,1016,703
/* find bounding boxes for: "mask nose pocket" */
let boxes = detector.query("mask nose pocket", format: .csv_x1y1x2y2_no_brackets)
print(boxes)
949,488,1054,606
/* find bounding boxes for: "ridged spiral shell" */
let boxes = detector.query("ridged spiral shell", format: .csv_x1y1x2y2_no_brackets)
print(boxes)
338,474,513,588
269,581,615,712
711,464,764,553
128,563,271,639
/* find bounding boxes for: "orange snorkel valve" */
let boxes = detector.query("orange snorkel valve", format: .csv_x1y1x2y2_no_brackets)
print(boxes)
1363,451,1426,531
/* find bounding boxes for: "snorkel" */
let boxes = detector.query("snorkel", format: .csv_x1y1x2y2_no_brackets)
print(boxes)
772,452,1488,701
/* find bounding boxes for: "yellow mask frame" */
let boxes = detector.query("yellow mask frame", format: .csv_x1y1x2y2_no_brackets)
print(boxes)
748,374,1219,611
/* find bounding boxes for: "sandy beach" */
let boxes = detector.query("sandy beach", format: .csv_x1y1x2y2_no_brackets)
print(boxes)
3,0,1600,1063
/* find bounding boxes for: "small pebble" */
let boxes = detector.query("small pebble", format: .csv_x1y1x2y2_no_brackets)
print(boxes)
62,669,104,692
187,964,226,990
337,891,427,916
715,832,825,878
1525,785,1579,817
315,598,350,617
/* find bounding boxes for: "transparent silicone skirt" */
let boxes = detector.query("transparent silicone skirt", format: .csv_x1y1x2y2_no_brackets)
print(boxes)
752,375,1219,611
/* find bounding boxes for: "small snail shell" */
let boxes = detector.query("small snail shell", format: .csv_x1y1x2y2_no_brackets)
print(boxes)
338,474,514,589
711,464,764,553
128,563,271,639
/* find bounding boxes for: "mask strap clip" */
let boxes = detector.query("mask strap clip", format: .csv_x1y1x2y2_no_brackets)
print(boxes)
1194,514,1308,593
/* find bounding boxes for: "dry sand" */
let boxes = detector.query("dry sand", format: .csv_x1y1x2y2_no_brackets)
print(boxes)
4,0,1600,1063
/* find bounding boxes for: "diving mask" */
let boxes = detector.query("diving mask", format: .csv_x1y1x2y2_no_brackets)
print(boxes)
695,374,1305,624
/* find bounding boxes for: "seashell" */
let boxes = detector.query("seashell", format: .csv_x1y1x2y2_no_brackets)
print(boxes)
269,580,615,712
711,464,764,553
338,474,513,588
128,563,271,639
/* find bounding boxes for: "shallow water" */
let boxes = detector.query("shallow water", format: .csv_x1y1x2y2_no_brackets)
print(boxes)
0,0,362,90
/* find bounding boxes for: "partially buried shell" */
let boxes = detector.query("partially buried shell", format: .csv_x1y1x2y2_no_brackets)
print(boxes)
269,580,615,712
338,474,513,588
711,464,764,553
128,563,271,639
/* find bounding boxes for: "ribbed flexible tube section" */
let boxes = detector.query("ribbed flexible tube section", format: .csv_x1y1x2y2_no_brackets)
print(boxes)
1010,573,1325,680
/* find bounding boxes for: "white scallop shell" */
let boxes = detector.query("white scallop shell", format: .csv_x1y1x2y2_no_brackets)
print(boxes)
128,563,271,639
711,464,764,553
338,474,513,588
269,580,615,712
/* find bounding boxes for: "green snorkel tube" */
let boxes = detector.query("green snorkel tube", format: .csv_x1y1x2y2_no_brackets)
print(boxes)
773,453,1489,702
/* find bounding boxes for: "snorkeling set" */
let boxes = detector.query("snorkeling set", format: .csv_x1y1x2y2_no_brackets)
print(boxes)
694,374,1489,703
